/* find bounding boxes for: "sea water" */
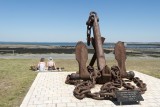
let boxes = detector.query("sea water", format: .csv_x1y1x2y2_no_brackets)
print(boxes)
0,42,160,50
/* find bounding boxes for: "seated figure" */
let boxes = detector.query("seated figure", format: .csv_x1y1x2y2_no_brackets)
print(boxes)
47,57,56,70
38,58,46,71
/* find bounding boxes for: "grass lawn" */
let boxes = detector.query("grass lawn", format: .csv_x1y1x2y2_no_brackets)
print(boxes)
0,57,160,107
55,58,160,78
0,59,37,107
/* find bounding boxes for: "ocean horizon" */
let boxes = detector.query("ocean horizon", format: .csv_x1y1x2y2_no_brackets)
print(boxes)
0,41,160,49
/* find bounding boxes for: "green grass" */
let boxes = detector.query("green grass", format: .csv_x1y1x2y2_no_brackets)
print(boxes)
106,58,160,79
126,58,160,78
0,57,160,107
0,59,37,107
55,58,160,79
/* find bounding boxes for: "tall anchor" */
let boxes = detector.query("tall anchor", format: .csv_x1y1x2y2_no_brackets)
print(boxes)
75,11,111,83
65,11,147,100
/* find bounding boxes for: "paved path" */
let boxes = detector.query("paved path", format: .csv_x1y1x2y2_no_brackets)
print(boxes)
20,71,160,107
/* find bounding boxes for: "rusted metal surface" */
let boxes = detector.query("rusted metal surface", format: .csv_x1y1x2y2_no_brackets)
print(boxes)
114,41,127,78
66,66,147,100
86,12,106,71
86,12,111,84
65,11,147,100
89,37,105,67
75,41,90,79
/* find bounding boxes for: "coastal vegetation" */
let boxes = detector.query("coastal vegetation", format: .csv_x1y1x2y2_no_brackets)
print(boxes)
0,43,160,57
0,59,37,107
0,57,160,106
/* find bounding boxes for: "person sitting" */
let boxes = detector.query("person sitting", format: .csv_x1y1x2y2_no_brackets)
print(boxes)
47,57,57,70
38,58,46,71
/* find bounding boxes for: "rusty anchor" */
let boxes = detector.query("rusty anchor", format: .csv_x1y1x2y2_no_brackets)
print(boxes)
65,11,147,100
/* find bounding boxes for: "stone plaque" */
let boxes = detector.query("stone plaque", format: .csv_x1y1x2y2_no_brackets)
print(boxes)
115,90,144,103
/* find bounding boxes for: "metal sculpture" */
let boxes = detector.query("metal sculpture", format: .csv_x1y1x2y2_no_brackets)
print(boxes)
65,12,147,100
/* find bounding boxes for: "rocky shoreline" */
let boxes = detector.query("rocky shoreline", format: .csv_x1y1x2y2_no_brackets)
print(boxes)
0,44,160,57
0,44,112,54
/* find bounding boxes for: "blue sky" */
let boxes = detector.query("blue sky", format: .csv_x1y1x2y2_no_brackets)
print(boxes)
0,0,160,42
